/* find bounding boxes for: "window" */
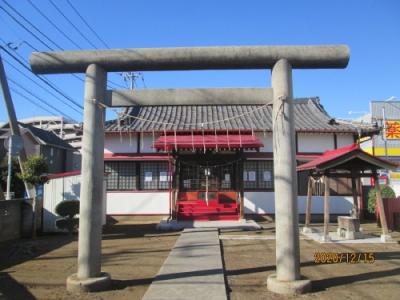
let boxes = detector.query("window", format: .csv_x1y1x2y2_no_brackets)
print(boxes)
105,161,170,191
243,160,274,190
105,161,137,190
140,161,169,190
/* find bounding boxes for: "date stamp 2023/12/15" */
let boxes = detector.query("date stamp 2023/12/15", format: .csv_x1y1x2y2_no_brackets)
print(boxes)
314,252,375,264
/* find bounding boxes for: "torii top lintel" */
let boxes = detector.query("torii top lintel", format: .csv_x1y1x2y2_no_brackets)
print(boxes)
29,45,350,74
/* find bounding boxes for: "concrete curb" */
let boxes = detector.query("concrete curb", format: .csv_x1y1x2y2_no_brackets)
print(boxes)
66,272,111,293
267,274,311,295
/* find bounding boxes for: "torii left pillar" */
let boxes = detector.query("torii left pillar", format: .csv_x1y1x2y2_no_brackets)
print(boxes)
267,59,311,294
66,64,111,292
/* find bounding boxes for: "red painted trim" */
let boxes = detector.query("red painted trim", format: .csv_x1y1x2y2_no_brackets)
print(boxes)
46,171,80,179
244,189,274,192
106,190,169,193
104,153,169,161
107,214,170,216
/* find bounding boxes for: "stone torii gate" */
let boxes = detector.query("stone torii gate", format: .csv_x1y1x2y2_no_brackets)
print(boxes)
30,45,349,294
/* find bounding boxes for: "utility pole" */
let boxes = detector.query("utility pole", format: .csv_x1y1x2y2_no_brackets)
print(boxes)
122,72,140,90
0,54,37,233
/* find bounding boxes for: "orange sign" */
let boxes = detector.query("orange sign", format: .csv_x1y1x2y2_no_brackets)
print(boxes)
385,121,400,139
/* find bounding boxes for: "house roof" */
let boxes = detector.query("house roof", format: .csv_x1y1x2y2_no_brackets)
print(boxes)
104,97,377,134
297,143,398,172
21,124,74,150
0,123,74,150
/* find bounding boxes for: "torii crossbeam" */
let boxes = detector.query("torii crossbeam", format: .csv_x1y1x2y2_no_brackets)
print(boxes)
30,45,349,294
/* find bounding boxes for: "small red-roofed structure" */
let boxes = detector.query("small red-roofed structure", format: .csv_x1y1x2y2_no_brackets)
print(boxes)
297,144,397,241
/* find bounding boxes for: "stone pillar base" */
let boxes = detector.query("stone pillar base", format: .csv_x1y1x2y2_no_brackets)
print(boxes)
267,274,311,295
381,234,393,243
320,235,331,242
66,272,111,293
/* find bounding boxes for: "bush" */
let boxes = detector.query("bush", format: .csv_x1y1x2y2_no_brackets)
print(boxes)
55,200,80,233
17,155,48,185
367,185,396,213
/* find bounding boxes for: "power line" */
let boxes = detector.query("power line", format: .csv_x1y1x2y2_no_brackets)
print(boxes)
0,0,60,50
48,0,98,49
48,0,137,89
1,2,129,90
0,44,83,110
8,77,75,119
27,0,83,50
65,0,110,49
10,86,58,116
2,56,81,111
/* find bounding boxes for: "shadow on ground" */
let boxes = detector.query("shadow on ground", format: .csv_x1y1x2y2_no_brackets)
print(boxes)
0,234,76,271
0,272,37,300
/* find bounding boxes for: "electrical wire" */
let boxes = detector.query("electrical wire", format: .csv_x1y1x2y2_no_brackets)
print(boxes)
27,0,83,50
2,56,81,110
65,0,110,49
62,0,145,89
0,44,83,110
48,0,98,49
0,0,60,50
8,78,75,119
10,87,58,116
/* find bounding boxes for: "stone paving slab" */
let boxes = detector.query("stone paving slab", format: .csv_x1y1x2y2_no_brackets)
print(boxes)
157,219,261,231
301,227,397,244
142,228,227,300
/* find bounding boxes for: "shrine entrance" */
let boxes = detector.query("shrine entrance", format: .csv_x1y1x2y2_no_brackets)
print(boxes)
176,153,241,221
30,44,349,294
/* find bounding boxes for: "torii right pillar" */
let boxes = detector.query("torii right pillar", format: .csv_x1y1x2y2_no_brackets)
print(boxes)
267,59,312,294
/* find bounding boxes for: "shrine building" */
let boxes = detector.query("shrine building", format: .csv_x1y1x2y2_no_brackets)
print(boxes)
101,97,377,221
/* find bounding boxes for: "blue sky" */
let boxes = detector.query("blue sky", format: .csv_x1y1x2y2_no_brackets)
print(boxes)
1,0,399,123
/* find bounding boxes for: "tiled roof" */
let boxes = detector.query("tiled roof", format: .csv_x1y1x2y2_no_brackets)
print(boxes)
20,123,74,150
297,144,397,171
105,97,376,134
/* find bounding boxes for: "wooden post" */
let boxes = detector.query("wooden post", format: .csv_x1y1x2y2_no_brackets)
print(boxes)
0,185,5,201
304,176,313,228
173,159,180,220
323,175,331,241
351,171,359,218
239,155,245,219
373,173,390,239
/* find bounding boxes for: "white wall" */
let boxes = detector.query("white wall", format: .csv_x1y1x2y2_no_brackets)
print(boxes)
337,134,355,148
104,135,138,153
298,133,334,153
140,133,163,153
106,192,170,215
255,132,273,152
43,175,106,232
244,192,354,214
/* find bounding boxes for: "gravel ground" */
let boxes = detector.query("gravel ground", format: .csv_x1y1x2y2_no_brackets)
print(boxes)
0,220,179,300
221,221,400,300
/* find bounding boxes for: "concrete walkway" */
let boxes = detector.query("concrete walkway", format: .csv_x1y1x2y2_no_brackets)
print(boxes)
142,228,227,300
157,219,261,230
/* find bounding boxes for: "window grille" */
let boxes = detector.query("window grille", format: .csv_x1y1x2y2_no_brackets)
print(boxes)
179,162,235,191
140,161,169,190
243,160,274,190
105,161,136,190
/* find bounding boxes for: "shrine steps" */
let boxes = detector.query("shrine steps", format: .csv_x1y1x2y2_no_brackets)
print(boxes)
177,200,240,221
